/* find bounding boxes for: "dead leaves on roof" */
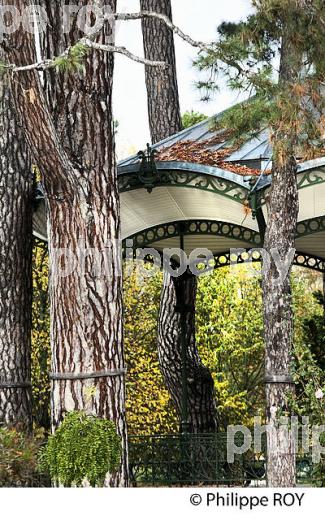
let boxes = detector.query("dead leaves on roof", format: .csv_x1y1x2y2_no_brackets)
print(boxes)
156,136,262,176
157,139,233,166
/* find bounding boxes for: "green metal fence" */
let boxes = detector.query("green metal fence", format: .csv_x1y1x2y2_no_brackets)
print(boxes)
129,433,314,487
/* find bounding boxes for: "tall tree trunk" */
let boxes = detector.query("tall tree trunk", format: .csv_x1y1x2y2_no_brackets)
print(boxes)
141,0,216,432
0,48,33,431
4,0,128,485
140,0,182,143
158,270,217,433
263,34,302,487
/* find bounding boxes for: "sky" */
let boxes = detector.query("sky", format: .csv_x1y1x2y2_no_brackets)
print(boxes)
113,0,253,159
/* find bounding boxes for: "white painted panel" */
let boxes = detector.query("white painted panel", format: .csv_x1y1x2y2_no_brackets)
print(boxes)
298,186,316,222
296,231,325,259
264,169,325,223
121,186,259,239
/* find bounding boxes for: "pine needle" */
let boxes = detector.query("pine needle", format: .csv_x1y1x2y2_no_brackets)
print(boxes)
52,43,89,74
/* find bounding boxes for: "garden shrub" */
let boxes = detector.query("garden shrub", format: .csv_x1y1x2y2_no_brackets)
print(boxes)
0,427,48,487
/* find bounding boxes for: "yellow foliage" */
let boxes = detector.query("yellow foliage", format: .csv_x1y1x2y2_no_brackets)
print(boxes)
31,248,323,435
123,266,177,435
31,252,178,434
32,243,51,427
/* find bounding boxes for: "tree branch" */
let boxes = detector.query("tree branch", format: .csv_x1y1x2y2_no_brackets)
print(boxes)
1,10,210,73
83,40,167,67
5,39,167,73
114,11,210,52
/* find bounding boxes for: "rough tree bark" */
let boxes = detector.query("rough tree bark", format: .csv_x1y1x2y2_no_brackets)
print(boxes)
263,34,302,487
158,270,217,432
0,47,33,431
140,0,182,144
3,0,128,485
141,0,217,432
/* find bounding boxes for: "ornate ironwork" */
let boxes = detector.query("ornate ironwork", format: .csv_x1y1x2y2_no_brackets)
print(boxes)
137,144,160,193
129,433,314,487
296,215,325,238
129,433,262,486
122,246,325,274
297,166,325,190
124,220,262,250
257,167,325,211
123,218,325,272
119,168,248,203
294,252,325,271
213,249,325,273
119,160,325,209
247,176,267,241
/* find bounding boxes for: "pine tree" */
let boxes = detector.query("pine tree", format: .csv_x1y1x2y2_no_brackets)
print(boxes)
38,0,129,486
0,47,33,431
158,271,217,432
2,0,128,485
141,0,217,432
0,0,214,480
140,0,182,143
195,0,325,486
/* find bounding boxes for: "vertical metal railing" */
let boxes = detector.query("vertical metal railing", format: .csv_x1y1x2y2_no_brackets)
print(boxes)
128,432,316,487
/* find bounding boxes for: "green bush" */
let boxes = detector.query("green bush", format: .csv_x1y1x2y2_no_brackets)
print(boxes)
0,427,48,487
39,411,121,487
